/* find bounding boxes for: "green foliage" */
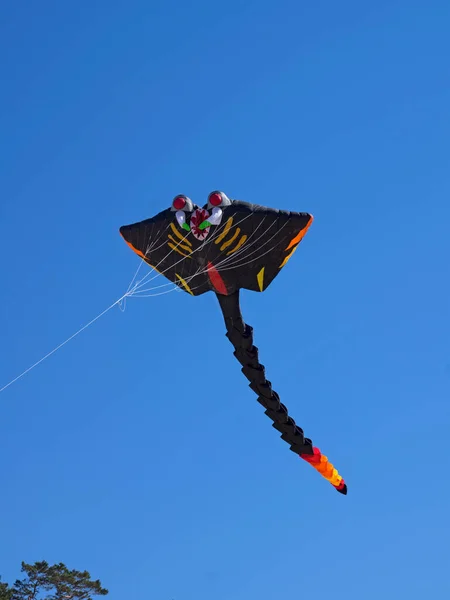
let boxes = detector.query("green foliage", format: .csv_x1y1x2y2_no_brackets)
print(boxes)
1,561,108,600
0,578,12,600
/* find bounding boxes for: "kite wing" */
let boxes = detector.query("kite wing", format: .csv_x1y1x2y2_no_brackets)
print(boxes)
119,192,312,296
120,191,347,494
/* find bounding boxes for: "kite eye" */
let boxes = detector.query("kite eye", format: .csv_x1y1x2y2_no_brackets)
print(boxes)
209,192,222,206
171,195,193,212
207,190,231,209
173,196,186,210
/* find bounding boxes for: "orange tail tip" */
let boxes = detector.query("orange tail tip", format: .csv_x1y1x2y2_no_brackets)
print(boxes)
300,446,347,495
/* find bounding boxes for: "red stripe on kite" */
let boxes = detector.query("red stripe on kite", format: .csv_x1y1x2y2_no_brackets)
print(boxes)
207,261,228,295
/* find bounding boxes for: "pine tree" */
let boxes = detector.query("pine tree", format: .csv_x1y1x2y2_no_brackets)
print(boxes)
1,561,108,600
0,578,12,600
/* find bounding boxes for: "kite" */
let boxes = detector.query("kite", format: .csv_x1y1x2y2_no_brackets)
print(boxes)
120,191,347,494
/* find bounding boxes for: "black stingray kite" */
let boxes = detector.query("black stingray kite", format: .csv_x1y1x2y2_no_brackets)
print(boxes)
120,191,347,494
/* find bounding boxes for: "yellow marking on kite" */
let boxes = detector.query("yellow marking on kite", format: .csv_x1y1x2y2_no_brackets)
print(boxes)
285,217,314,251
170,222,192,246
168,243,192,258
175,273,194,295
168,234,192,253
220,227,240,251
226,234,247,255
215,217,234,244
257,267,265,291
279,246,297,268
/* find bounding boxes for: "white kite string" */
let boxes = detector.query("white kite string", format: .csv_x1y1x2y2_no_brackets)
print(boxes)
0,219,224,393
0,210,257,395
0,296,126,395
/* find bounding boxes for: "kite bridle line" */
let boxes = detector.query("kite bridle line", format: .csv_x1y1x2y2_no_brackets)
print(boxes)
128,210,276,297
130,220,286,298
126,207,258,297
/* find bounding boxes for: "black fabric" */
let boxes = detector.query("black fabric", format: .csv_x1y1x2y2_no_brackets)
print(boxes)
120,199,312,296
216,291,314,457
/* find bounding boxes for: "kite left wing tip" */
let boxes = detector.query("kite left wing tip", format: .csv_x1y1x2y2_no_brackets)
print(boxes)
119,225,128,242
119,225,147,260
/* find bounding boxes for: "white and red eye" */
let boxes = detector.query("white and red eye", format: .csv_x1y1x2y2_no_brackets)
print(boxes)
171,194,193,212
207,190,231,209
208,192,223,206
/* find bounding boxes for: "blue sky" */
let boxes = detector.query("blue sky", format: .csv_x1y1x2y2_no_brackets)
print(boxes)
1,1,449,598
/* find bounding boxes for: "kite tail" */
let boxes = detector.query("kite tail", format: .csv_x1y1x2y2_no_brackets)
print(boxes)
216,290,347,495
